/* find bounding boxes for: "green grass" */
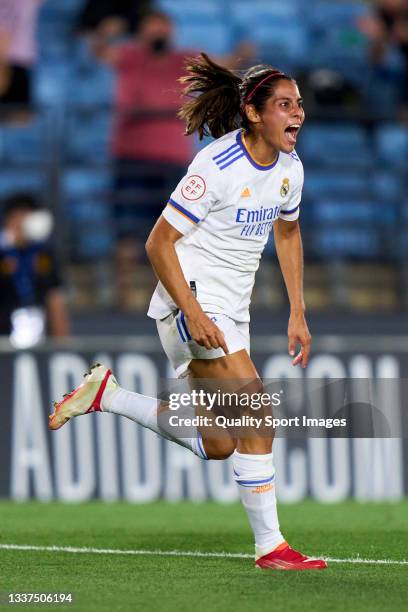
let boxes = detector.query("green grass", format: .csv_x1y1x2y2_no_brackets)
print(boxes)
0,501,407,612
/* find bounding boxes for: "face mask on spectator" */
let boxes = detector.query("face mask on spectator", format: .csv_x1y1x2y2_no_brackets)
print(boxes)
149,36,171,54
22,210,54,243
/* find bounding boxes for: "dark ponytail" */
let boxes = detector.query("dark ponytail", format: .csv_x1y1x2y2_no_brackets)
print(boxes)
178,53,294,140
178,53,242,140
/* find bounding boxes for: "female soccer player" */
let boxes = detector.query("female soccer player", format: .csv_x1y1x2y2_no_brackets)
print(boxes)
50,54,327,571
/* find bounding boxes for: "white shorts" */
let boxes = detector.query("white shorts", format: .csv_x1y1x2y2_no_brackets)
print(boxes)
156,311,250,378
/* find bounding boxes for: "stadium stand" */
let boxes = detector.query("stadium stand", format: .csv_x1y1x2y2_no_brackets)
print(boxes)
0,0,406,311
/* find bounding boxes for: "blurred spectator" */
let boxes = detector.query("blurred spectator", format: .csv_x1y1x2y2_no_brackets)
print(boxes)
77,0,151,38
0,0,43,120
361,0,408,116
95,9,195,230
299,68,361,110
0,193,70,347
93,10,197,308
94,9,256,308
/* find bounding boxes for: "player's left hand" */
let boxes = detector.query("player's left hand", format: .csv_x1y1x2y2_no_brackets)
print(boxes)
288,311,312,368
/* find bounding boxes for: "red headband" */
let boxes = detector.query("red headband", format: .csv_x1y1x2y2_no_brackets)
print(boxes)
242,70,286,107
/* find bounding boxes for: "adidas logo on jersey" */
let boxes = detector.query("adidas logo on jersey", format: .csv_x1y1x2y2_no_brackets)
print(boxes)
240,187,251,198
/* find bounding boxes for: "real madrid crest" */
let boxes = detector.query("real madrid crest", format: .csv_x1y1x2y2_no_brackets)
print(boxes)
280,178,290,198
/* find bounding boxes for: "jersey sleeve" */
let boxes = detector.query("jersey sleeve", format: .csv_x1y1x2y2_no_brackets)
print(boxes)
279,161,304,222
162,154,223,235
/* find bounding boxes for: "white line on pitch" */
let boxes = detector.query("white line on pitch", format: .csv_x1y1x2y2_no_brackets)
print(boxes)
0,544,407,566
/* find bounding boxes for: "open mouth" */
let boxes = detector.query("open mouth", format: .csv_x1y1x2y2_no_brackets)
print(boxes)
284,124,301,145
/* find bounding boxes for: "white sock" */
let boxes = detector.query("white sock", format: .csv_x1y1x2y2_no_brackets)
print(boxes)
233,450,285,559
102,387,208,460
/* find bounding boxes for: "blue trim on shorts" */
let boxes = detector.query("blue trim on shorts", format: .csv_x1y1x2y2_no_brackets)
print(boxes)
176,316,186,342
180,312,191,341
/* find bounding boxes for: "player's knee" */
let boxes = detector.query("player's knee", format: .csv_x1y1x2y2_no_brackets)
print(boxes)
205,438,236,460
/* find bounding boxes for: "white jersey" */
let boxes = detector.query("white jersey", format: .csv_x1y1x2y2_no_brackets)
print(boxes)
148,129,304,323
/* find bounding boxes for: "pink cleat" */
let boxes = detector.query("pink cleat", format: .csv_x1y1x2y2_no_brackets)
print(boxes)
255,542,328,571
49,363,117,430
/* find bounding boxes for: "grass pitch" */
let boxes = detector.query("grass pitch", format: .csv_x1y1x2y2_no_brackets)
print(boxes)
0,501,407,612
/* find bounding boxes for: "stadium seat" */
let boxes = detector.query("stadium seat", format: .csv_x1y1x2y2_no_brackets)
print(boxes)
313,199,377,224
374,124,408,168
68,199,108,222
175,22,234,55
362,65,404,116
298,124,372,167
41,0,84,18
37,20,73,62
307,1,370,27
65,110,112,162
312,228,381,259
316,198,397,226
68,65,114,106
298,124,371,167
157,0,222,24
63,169,113,258
71,221,113,259
303,171,370,199
0,171,45,197
306,1,370,70
34,63,73,106
394,225,408,259
0,118,48,163
247,21,308,63
228,0,306,63
232,0,300,27
402,200,408,222
63,169,111,199
76,229,113,258
373,172,404,203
